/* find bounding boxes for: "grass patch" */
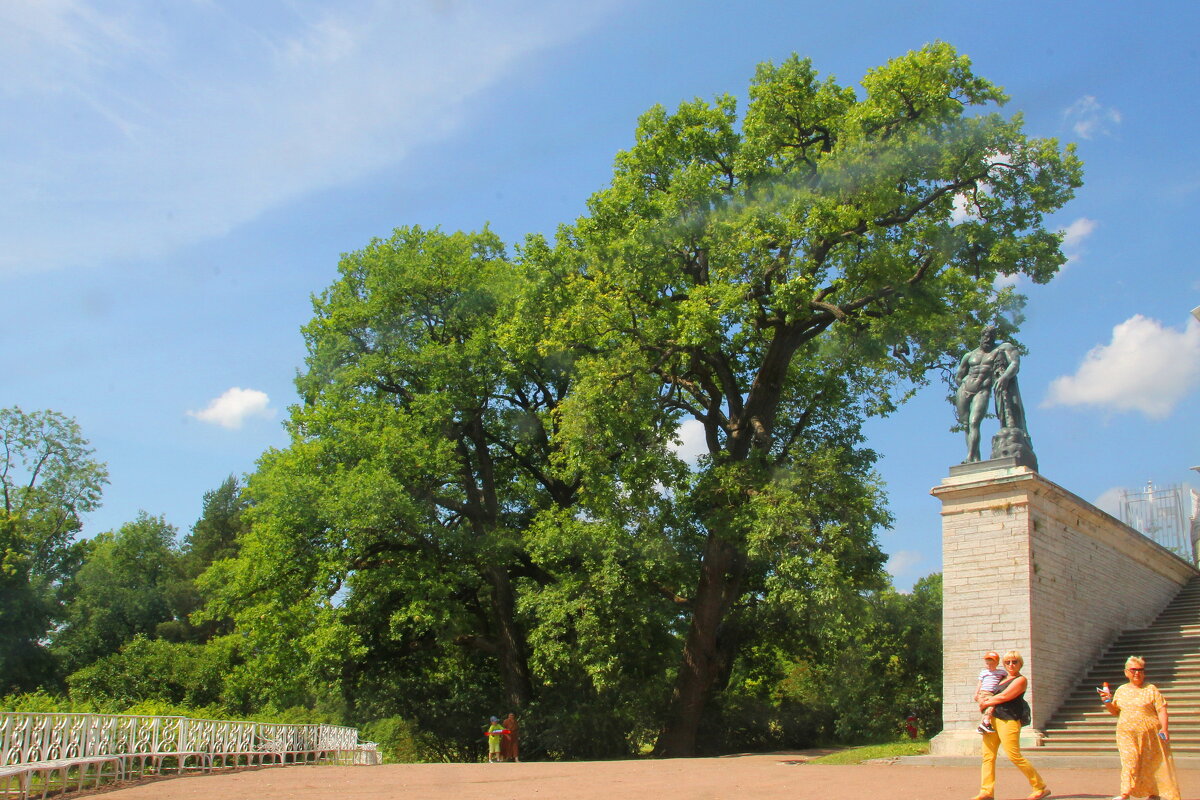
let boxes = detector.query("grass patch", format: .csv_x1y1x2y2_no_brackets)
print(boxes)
806,740,929,764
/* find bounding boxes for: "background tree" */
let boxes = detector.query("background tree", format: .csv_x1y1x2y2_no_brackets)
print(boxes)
158,476,249,643
51,512,181,675
795,572,943,742
0,406,108,692
703,573,942,751
198,225,687,755
199,227,558,728
183,476,247,574
543,42,1081,755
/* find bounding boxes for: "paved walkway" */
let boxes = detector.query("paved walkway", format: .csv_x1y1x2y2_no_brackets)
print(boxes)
77,752,1196,800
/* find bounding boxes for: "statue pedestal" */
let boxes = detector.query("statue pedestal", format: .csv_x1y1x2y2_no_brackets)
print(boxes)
990,427,1037,471
929,464,1195,756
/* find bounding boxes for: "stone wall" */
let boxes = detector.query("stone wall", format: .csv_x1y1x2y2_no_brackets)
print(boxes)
930,462,1197,756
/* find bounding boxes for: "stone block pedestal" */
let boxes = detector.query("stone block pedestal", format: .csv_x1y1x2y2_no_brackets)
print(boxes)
930,460,1196,756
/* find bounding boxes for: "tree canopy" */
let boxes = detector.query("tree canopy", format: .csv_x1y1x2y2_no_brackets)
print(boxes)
537,41,1079,754
52,513,181,675
0,406,108,692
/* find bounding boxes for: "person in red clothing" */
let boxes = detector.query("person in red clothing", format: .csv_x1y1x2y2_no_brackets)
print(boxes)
500,713,520,762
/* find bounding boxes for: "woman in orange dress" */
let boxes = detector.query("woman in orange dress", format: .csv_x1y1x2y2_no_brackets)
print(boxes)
1099,656,1179,800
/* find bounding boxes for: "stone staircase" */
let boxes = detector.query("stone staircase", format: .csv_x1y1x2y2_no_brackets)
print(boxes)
1040,575,1200,756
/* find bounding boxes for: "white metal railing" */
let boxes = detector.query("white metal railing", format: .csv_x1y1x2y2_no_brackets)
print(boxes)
0,712,377,798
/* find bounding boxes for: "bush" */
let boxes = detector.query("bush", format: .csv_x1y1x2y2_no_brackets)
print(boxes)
0,690,71,713
359,716,426,763
66,635,232,710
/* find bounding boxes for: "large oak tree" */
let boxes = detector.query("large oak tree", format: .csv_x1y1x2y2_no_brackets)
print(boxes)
543,42,1081,755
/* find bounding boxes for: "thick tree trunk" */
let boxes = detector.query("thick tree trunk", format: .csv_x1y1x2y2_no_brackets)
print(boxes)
653,534,745,757
486,565,533,710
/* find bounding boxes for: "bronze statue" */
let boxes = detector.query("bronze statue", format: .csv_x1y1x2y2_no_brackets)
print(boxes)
955,324,1036,469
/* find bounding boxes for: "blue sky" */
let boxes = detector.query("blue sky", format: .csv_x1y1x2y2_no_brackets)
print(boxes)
3,0,1198,589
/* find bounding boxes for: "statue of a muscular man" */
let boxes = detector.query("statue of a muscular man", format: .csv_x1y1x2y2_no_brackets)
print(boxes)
954,324,1035,468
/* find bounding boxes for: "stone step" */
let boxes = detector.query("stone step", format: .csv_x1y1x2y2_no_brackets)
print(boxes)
1055,702,1200,717
1063,687,1200,695
1059,687,1200,700
1060,690,1200,705
1051,719,1200,734
1043,576,1200,756
1083,656,1200,668
1115,627,1200,639
1066,673,1200,682
1041,733,1200,746
1147,619,1200,628
1093,643,1200,656
1069,676,1200,688
1056,705,1200,719
1111,640,1200,651
1099,636,1200,647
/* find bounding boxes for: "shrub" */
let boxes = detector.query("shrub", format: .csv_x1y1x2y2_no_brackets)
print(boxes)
359,716,426,763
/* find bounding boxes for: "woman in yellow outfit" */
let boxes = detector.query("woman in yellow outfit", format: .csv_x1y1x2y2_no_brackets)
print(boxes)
973,650,1050,800
1099,655,1179,800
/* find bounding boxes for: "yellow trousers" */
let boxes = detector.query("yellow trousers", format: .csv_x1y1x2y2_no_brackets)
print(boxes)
980,717,1046,796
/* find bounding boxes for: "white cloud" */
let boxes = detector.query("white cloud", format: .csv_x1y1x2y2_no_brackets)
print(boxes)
949,177,997,226
950,192,973,225
0,1,622,275
993,272,1021,291
1044,315,1200,419
1063,95,1122,139
886,550,924,580
1060,216,1097,265
669,418,709,466
1061,217,1097,248
188,387,274,429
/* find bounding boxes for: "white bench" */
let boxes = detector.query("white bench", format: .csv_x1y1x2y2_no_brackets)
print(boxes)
0,755,122,799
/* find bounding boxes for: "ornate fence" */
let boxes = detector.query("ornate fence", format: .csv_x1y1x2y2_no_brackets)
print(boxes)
0,712,378,798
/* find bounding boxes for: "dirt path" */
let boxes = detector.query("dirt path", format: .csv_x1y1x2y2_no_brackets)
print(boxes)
76,752,1195,800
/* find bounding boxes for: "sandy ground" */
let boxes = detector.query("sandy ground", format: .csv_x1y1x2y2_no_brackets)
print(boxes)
69,752,1198,800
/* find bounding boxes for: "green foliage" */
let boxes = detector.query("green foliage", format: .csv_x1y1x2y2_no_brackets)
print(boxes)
0,406,108,693
52,513,182,674
705,573,941,751
183,476,247,572
65,634,233,710
160,476,249,644
194,224,690,759
359,716,428,763
0,690,69,713
786,573,943,743
539,41,1077,754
